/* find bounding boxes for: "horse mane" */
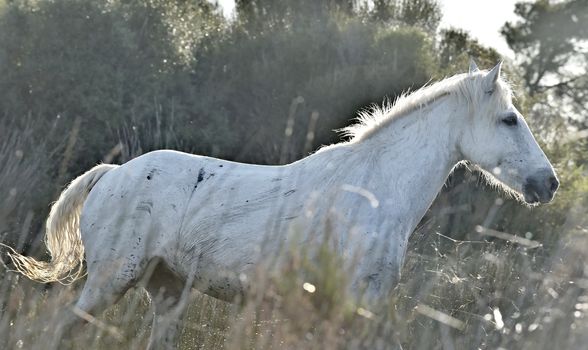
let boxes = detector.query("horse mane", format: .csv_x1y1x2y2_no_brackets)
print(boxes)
340,71,513,142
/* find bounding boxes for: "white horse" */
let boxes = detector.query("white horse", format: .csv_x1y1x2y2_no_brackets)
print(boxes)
3,61,558,349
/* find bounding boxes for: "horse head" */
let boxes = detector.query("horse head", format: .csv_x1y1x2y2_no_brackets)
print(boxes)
458,61,559,205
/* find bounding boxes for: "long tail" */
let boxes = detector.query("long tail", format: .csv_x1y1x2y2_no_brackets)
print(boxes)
2,163,117,284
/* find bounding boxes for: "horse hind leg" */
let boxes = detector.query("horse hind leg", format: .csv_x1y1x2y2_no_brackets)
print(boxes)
53,259,140,348
143,261,191,350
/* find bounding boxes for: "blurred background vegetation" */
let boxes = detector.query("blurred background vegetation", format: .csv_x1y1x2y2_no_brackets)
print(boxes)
0,0,587,349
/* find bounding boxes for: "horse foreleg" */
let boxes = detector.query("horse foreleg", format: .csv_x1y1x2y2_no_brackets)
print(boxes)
351,255,402,306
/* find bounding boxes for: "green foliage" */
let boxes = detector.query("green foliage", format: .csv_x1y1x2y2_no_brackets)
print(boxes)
438,28,502,73
0,0,442,168
191,21,437,163
502,0,588,127
395,0,441,33
502,0,588,93
369,0,441,34
0,0,192,169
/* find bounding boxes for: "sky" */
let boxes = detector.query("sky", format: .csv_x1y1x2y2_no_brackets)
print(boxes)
438,0,520,58
215,0,521,58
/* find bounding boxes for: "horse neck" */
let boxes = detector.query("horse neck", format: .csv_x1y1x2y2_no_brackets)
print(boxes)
336,97,465,230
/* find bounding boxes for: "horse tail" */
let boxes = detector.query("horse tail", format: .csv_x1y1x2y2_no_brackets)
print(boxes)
3,163,118,284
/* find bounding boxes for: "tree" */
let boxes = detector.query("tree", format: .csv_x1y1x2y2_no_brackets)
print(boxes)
370,0,441,34
501,0,588,120
0,0,221,171
235,0,331,32
438,28,501,73
371,0,397,22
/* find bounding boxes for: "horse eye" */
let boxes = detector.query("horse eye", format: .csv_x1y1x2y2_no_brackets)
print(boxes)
502,115,518,126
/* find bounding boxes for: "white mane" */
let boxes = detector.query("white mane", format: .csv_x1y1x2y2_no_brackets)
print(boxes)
340,71,513,142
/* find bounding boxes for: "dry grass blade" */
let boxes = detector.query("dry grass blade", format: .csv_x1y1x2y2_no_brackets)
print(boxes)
415,303,465,331
476,226,542,248
71,306,125,342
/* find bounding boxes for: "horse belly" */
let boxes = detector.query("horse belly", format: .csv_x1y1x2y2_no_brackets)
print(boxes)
175,182,301,299
174,216,276,300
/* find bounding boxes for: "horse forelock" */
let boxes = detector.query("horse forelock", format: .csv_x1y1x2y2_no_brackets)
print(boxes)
460,70,513,114
340,70,513,142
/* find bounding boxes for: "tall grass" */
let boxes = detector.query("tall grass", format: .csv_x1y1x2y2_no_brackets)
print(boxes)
2,208,588,349
1,114,588,350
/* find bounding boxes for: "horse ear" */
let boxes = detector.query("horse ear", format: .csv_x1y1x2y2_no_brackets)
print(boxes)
469,59,479,74
483,61,502,94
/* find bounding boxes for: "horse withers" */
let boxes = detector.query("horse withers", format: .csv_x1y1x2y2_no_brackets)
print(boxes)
3,61,558,349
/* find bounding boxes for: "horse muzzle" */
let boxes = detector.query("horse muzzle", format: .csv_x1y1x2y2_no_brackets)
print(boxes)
522,169,559,204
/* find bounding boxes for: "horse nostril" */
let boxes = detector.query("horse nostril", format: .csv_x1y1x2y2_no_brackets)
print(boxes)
549,176,559,192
